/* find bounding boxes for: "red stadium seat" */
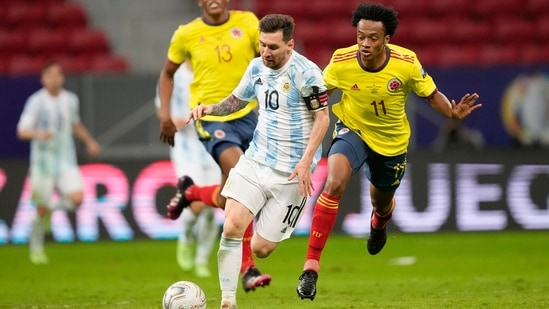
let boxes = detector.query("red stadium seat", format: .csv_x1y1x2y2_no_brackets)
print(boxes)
68,29,110,57
57,55,91,74
472,0,522,19
436,45,478,68
478,44,519,66
46,3,88,30
521,43,549,65
4,3,47,31
0,29,27,55
90,55,130,73
27,29,70,59
525,0,549,15
535,16,549,41
407,19,451,45
7,55,45,76
492,17,536,44
449,19,491,44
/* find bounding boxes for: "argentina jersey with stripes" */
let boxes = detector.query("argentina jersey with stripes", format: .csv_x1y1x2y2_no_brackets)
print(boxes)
232,51,327,174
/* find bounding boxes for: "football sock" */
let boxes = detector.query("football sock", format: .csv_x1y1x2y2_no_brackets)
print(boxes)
240,222,255,274
195,207,218,266
30,215,45,253
218,236,242,300
305,192,339,267
185,185,221,208
179,208,198,245
372,199,395,230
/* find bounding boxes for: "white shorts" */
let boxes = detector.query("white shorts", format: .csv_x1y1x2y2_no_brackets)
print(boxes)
221,156,307,243
171,131,220,185
31,164,83,207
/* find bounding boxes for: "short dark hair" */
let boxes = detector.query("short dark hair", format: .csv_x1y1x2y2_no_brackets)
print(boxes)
259,14,295,42
351,2,399,37
42,59,63,73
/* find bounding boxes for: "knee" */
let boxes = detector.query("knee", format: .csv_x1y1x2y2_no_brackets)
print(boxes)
222,217,246,239
324,175,348,197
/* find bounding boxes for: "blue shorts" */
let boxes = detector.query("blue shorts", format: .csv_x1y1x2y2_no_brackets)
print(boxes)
194,112,258,163
328,121,407,192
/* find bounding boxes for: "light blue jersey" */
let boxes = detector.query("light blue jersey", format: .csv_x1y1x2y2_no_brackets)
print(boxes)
233,51,327,174
17,88,80,177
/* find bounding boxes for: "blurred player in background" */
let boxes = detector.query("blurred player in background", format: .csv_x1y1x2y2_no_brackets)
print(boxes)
187,14,330,309
16,60,101,264
157,0,271,291
296,2,482,300
154,62,220,278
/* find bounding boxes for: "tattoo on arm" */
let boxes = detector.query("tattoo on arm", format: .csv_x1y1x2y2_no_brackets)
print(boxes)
210,95,248,116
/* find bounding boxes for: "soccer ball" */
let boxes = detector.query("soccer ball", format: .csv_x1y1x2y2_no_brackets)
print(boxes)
162,281,207,309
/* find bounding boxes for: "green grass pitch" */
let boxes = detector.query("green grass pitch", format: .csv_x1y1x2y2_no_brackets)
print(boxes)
1,231,548,308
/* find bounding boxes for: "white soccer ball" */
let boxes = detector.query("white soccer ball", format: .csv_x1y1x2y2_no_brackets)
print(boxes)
162,280,207,309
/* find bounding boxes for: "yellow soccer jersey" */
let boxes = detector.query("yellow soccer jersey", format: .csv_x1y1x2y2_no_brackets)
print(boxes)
325,43,437,156
167,10,259,122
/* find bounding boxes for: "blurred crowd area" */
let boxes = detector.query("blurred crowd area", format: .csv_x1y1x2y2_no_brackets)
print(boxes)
1,0,548,75
1,0,549,157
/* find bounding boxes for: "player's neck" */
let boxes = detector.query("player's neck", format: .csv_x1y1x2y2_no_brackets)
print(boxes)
202,11,229,25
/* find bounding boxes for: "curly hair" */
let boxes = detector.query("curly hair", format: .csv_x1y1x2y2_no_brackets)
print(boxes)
351,2,399,37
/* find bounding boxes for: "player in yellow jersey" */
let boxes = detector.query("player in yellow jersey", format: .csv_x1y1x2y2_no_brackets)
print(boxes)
296,2,482,300
157,0,271,292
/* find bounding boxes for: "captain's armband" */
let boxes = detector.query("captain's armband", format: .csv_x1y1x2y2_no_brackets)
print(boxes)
303,86,329,111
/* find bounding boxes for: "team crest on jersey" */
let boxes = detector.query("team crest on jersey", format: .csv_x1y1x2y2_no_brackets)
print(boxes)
230,27,243,38
214,129,226,139
387,78,402,92
282,82,291,92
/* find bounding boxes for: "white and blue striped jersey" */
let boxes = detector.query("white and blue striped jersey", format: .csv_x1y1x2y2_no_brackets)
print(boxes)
233,51,327,174
17,88,80,176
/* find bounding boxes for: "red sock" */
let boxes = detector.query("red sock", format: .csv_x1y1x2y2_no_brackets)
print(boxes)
372,199,395,230
240,221,255,274
185,184,220,207
306,192,339,263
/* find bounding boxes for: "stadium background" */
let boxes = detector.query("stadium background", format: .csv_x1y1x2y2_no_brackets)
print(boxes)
1,0,549,245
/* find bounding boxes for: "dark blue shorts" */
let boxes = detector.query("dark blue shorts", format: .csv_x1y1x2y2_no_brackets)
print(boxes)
194,112,258,163
328,121,407,192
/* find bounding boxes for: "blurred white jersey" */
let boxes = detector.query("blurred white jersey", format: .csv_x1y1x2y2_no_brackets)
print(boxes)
17,88,80,177
155,64,220,184
233,51,327,174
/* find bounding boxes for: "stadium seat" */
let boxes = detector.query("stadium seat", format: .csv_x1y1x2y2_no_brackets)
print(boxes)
46,3,88,30
521,43,549,65
90,55,129,73
68,29,110,57
4,3,47,31
436,46,478,68
525,0,549,15
472,0,522,19
27,29,70,59
0,29,27,55
449,19,491,44
492,17,536,44
57,55,91,74
7,55,45,76
478,44,519,66
535,16,549,41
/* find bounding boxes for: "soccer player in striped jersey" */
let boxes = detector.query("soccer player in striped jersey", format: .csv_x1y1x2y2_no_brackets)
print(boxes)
187,14,330,309
16,60,101,264
157,0,271,291
296,2,482,300
154,62,220,278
